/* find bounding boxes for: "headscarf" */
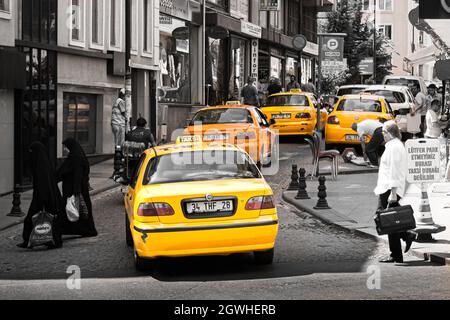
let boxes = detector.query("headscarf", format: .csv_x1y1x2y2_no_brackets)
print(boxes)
28,141,61,208
62,138,89,168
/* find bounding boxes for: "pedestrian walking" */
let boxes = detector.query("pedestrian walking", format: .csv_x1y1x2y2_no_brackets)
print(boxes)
425,99,446,139
57,138,98,237
112,89,127,148
17,142,63,249
351,119,386,167
427,84,443,106
411,83,428,136
375,121,416,263
286,75,301,91
303,78,317,94
241,77,260,107
267,78,283,96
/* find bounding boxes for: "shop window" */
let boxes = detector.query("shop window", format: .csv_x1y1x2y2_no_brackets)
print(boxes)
159,14,191,104
110,0,123,51
229,38,247,100
91,0,105,49
63,93,97,155
206,36,227,105
70,0,86,47
270,56,282,84
285,57,298,86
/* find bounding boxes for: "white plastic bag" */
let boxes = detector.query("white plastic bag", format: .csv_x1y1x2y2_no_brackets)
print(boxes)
66,195,80,222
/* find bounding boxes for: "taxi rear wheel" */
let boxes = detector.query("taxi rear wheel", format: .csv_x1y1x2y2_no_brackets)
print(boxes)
125,214,133,247
134,246,155,271
254,248,274,265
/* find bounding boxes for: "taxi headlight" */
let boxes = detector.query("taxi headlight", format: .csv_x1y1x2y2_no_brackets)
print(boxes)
295,113,311,119
245,196,275,210
236,132,257,140
137,202,175,217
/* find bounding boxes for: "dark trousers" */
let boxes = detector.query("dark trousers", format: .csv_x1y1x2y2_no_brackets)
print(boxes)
366,127,384,166
378,190,412,262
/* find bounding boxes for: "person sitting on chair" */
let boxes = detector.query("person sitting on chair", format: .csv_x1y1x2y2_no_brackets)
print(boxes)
351,118,387,167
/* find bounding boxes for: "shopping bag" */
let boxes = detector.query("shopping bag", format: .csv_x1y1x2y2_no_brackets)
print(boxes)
28,211,55,248
374,203,416,235
66,195,79,222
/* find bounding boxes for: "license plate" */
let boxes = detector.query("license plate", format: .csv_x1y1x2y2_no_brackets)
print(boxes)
203,134,229,141
273,114,291,119
186,200,234,214
345,134,360,141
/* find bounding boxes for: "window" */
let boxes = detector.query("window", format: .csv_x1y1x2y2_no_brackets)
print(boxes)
131,0,138,54
0,0,10,19
110,0,123,51
142,0,153,56
378,0,392,11
91,0,104,49
70,0,86,46
229,38,247,100
230,0,249,20
378,25,393,40
207,0,226,7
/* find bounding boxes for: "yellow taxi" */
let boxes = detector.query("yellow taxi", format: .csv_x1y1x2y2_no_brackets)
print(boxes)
124,138,278,271
261,89,328,136
325,94,394,149
184,103,275,167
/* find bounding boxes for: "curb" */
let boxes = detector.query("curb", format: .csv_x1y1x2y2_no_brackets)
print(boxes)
282,191,449,266
0,182,120,233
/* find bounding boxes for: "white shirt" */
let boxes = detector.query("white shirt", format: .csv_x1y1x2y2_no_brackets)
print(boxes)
424,109,441,138
357,119,383,138
374,138,407,197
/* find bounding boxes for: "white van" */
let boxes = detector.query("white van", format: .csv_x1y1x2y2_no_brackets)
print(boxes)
381,75,428,96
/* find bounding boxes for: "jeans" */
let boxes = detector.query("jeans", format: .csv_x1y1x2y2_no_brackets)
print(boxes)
112,124,125,148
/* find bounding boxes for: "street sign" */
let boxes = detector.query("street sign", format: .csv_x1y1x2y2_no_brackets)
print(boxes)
292,34,307,51
359,58,374,75
406,139,441,184
241,21,262,39
419,0,450,19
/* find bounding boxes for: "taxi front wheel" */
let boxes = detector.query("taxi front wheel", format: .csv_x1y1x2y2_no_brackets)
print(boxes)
254,248,274,265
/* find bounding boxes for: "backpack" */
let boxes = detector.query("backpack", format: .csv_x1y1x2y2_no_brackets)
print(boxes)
28,211,56,248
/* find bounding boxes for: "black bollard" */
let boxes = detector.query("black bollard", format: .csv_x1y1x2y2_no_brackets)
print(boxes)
287,164,299,191
295,168,310,199
314,176,331,210
8,185,25,217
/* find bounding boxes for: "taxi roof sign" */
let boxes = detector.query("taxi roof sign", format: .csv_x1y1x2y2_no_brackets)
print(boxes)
176,135,202,144
290,89,303,93
226,101,241,105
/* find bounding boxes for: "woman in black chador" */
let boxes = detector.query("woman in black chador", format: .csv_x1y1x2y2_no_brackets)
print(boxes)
18,142,63,248
57,138,97,237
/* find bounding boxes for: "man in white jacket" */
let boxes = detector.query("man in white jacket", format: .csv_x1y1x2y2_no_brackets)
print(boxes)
374,120,416,263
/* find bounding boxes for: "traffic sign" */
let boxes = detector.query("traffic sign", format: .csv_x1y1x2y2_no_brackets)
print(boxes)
292,34,307,51
406,139,441,184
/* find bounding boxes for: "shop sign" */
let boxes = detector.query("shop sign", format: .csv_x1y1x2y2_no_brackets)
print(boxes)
160,15,173,25
359,58,374,75
241,21,262,39
251,40,259,82
160,0,189,21
406,139,441,184
419,0,450,19
260,0,280,11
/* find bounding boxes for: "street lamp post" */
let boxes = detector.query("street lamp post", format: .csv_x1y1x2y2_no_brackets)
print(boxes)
125,0,132,133
373,0,377,82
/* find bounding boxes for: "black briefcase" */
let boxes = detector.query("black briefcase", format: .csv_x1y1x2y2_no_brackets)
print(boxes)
374,203,416,235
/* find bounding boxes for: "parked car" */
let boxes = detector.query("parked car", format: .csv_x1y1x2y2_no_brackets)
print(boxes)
382,75,428,96
336,85,369,98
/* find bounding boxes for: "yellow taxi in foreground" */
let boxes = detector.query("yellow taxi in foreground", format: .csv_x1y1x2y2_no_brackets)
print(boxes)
325,94,394,149
124,138,278,271
184,103,275,167
261,89,328,136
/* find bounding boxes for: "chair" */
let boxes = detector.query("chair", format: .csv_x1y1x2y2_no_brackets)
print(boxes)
305,131,340,180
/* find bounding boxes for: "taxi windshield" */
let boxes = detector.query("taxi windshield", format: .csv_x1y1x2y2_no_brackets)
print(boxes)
191,108,252,125
143,150,261,185
336,99,382,112
265,95,309,107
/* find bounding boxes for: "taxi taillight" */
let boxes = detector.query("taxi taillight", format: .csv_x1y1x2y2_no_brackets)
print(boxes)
137,203,175,216
245,196,275,211
327,116,340,125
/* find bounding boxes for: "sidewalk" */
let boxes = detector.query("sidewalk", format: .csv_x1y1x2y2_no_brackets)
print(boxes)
283,167,450,266
0,159,119,232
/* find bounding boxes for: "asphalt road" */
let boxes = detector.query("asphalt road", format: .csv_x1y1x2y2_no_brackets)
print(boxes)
0,138,449,299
